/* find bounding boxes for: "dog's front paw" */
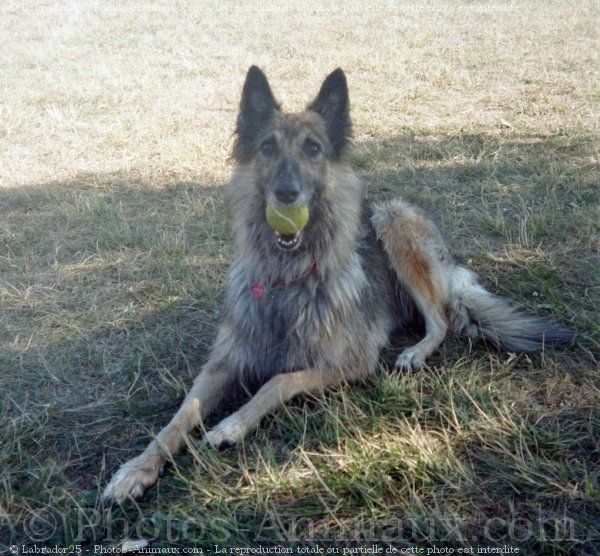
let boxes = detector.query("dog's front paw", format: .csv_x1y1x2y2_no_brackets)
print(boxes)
395,349,424,371
102,454,162,504
205,415,248,450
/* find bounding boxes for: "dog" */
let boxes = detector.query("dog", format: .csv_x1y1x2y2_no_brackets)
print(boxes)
103,66,571,503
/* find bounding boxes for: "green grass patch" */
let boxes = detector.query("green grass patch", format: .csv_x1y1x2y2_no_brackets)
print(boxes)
1,1,599,552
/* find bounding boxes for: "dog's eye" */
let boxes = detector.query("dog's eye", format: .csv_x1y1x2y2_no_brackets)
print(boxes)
260,139,277,157
304,139,321,158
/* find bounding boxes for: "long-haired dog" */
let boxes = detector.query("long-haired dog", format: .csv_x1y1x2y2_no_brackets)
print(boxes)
103,67,570,503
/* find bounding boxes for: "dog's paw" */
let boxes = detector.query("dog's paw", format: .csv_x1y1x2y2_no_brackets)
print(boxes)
205,415,247,450
102,454,162,504
395,349,424,371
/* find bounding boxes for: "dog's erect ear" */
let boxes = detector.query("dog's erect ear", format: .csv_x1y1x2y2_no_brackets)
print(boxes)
308,68,352,158
233,66,280,161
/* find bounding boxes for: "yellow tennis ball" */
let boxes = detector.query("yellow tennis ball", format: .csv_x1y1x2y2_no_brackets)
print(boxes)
265,203,309,235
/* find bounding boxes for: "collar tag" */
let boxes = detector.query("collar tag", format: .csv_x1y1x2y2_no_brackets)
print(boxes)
250,258,317,300
251,282,267,300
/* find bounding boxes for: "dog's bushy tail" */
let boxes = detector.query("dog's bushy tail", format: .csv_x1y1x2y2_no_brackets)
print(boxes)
450,270,573,352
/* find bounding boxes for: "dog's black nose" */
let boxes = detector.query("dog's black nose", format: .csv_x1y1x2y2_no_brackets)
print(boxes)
274,186,299,204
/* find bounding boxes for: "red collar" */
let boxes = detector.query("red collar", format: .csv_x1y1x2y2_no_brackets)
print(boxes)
251,258,317,300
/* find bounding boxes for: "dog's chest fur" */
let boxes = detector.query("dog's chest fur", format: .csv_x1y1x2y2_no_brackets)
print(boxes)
216,213,398,388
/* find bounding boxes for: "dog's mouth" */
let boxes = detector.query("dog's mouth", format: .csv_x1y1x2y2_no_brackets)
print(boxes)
274,230,302,250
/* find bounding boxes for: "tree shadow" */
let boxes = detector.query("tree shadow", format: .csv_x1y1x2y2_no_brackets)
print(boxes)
1,174,233,547
1,130,598,548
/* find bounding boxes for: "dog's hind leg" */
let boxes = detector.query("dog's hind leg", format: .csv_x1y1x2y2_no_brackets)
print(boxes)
372,199,453,370
205,368,339,449
103,363,232,503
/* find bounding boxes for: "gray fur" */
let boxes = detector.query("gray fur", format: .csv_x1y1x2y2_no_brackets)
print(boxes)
217,69,571,385
102,67,572,504
217,163,398,389
452,284,573,352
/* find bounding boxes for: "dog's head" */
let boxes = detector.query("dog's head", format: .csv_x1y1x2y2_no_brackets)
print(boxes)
232,66,352,251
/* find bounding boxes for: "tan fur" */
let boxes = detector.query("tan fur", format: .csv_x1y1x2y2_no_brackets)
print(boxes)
372,199,452,370
103,68,570,505
205,368,339,447
102,365,231,502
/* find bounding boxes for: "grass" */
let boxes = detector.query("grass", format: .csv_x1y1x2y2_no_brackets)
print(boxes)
1,0,599,553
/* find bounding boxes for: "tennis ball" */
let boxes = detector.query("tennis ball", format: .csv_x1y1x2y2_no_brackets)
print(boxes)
265,203,309,235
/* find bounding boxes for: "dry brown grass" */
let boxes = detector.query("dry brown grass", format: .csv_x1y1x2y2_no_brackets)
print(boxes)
1,1,599,552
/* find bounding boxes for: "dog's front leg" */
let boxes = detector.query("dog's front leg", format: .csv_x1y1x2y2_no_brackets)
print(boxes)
103,364,231,503
205,368,336,449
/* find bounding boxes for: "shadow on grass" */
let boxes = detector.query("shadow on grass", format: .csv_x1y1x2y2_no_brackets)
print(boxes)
1,132,598,550
1,174,232,547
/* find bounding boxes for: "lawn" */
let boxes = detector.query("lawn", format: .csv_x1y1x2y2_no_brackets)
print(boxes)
1,1,599,553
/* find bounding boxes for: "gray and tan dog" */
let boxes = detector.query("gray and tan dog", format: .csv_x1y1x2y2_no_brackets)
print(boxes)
103,67,570,503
